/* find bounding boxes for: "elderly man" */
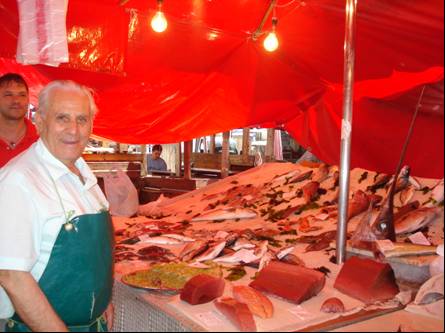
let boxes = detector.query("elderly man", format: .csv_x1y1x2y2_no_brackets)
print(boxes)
0,73,38,168
0,81,114,332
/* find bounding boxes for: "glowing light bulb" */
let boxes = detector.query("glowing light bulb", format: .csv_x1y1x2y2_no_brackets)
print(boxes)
263,31,279,52
151,10,168,33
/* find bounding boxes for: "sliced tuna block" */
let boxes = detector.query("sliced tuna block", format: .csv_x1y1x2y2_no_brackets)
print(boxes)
180,275,225,305
233,285,274,318
334,256,399,304
249,261,325,304
214,298,257,332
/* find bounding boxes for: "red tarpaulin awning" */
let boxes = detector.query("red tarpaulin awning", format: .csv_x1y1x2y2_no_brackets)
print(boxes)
0,0,443,177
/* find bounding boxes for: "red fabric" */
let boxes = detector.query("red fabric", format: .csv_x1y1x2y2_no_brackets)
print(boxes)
0,0,443,177
285,69,444,177
0,118,39,168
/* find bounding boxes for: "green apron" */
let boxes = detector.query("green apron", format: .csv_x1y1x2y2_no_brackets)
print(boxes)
6,210,114,332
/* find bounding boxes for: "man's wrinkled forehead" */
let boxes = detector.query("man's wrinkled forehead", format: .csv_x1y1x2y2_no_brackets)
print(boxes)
48,89,91,114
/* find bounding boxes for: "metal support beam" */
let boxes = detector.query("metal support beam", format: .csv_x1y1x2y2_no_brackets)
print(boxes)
141,144,147,177
175,143,182,177
242,128,250,158
252,0,277,40
336,0,357,265
209,135,216,154
265,128,275,159
221,131,230,178
184,141,192,180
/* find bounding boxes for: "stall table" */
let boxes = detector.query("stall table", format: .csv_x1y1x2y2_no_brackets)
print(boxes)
112,280,444,332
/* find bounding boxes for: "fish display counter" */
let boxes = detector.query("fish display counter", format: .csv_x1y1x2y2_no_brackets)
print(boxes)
110,162,444,332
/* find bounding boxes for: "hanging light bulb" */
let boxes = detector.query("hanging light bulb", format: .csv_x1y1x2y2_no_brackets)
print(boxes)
151,0,168,33
264,17,279,52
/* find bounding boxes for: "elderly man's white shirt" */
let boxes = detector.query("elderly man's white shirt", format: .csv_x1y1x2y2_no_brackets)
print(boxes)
0,139,109,318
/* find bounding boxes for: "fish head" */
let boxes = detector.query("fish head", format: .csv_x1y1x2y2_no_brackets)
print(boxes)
400,165,411,179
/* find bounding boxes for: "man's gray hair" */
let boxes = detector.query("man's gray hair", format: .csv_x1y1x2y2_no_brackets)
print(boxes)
38,80,98,118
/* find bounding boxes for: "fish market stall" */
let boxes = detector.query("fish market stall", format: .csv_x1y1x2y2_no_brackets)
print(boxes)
110,162,444,332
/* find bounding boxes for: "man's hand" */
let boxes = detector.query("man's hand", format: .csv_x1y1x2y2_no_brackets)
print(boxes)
104,303,114,331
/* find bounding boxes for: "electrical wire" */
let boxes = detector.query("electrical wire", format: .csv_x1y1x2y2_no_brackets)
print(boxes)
275,0,300,8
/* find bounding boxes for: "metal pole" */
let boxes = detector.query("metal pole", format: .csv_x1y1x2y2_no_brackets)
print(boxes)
252,0,277,41
336,0,357,265
242,128,250,159
141,144,148,177
184,141,192,180
221,131,230,178
175,143,182,177
209,135,216,154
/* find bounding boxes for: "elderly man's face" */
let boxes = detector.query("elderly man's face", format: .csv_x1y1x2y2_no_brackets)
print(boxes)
36,89,92,168
0,82,29,121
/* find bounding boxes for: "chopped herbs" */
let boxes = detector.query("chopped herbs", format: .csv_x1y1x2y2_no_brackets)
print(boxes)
358,171,369,184
225,266,247,281
421,186,432,195
280,229,297,236
269,240,282,248
315,266,331,276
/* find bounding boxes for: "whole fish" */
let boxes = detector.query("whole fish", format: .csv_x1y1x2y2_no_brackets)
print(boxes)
232,238,256,251
312,164,330,183
304,230,338,252
394,201,420,221
367,173,391,193
276,246,295,260
386,165,411,193
195,241,226,262
274,170,300,182
399,185,416,206
348,190,370,219
281,254,306,267
213,249,259,264
179,240,208,261
286,170,313,185
162,234,195,242
254,241,269,259
303,181,320,203
258,251,274,271
432,179,444,204
350,204,377,246
408,176,422,190
192,208,257,222
330,170,340,190
395,207,443,234
138,235,184,245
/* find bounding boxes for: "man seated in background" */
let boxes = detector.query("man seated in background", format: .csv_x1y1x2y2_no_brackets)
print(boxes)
147,144,167,172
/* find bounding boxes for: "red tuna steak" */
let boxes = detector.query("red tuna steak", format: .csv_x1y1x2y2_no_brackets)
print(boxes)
180,275,225,305
249,261,325,304
334,256,399,304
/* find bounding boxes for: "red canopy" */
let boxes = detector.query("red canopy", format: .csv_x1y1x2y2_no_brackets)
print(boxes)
0,0,443,178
